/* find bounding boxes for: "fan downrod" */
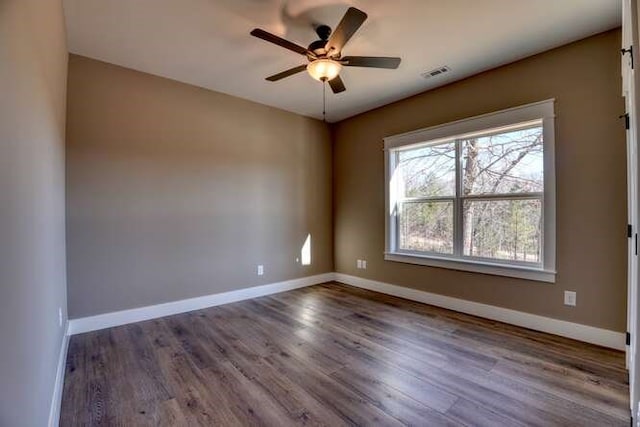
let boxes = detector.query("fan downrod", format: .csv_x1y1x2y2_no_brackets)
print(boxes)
316,25,331,40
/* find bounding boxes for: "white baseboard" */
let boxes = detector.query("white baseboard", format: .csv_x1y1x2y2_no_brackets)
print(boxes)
68,273,335,335
48,323,70,427
66,271,625,350
334,273,625,351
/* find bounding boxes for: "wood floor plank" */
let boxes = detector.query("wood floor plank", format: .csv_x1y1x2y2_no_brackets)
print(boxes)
297,291,629,425
262,349,405,426
291,325,461,414
60,282,630,426
270,287,498,371
446,397,527,427
152,317,246,425
156,398,189,427
60,337,87,426
200,307,397,426
191,310,349,426
491,358,629,419
329,365,460,426
286,313,589,426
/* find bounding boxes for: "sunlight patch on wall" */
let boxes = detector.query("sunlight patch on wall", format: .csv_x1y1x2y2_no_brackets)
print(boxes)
301,233,311,266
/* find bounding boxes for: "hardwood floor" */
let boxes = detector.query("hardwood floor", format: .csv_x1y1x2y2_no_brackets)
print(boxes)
60,282,629,426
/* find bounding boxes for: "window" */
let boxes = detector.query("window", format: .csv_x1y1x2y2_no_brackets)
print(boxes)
385,100,556,282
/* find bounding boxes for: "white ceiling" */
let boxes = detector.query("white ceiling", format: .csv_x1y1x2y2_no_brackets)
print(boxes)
63,0,621,122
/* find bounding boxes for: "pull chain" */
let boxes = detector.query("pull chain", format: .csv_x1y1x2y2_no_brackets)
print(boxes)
322,79,327,123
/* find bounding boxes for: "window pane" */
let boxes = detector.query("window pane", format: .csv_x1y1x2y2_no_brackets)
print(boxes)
462,126,543,195
462,199,542,263
399,201,453,254
397,142,456,198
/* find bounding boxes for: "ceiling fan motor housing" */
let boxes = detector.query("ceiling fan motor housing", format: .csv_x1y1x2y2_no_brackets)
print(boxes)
308,25,333,58
308,39,328,56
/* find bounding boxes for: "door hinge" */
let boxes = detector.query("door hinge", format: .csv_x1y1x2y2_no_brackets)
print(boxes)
621,113,630,130
629,224,633,238
622,46,634,69
627,332,631,345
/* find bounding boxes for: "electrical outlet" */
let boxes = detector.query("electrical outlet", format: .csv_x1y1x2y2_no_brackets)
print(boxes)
58,307,63,327
361,260,367,269
564,291,576,307
356,259,362,269
257,265,264,276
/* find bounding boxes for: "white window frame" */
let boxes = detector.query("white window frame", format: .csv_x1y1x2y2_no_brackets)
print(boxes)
384,99,556,283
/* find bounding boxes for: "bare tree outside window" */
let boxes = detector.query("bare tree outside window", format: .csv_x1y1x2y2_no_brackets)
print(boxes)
394,124,544,265
398,143,456,198
400,201,454,254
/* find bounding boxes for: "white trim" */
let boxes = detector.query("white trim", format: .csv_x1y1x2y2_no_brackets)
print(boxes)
384,99,557,281
65,272,625,351
334,273,625,350
384,252,556,283
67,273,335,335
542,110,557,272
383,99,556,150
48,323,70,427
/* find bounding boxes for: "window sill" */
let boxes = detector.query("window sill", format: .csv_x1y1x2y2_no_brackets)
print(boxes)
384,252,556,283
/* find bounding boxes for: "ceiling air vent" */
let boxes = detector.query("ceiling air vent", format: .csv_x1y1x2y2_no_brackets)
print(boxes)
421,66,451,79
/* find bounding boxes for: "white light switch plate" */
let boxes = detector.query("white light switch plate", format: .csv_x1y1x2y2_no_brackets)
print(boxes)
257,265,264,276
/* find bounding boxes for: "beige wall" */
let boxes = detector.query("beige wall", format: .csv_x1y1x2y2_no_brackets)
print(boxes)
333,29,627,332
66,55,333,318
67,29,626,333
0,0,68,425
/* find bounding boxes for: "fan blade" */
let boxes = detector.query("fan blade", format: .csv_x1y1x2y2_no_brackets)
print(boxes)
342,56,401,69
325,7,367,55
250,28,313,57
329,75,346,94
266,65,308,82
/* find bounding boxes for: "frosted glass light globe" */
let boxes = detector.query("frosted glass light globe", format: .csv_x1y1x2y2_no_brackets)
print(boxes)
307,59,342,81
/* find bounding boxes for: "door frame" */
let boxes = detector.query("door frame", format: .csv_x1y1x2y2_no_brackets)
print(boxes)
623,0,640,421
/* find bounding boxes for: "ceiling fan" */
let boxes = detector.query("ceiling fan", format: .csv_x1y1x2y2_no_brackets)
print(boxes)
250,7,401,94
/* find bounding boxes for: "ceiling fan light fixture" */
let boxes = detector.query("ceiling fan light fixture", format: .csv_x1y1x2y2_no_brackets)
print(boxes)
307,59,342,82
251,7,400,95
